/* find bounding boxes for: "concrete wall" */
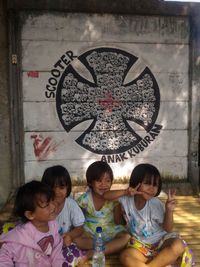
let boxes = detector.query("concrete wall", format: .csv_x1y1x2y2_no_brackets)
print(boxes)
0,0,199,208
0,0,12,208
20,12,190,182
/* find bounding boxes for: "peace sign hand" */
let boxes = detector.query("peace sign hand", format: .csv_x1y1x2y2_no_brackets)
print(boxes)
126,184,142,196
166,189,177,211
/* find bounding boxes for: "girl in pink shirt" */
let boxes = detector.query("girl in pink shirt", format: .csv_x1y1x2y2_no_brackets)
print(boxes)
0,180,66,267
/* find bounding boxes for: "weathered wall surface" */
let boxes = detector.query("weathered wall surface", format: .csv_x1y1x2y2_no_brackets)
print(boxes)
0,0,199,209
0,0,12,207
20,13,190,182
6,0,195,15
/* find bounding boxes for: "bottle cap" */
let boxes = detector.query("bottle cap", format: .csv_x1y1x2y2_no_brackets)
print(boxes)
96,226,102,233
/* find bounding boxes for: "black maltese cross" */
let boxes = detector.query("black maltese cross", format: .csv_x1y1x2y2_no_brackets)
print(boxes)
56,47,160,155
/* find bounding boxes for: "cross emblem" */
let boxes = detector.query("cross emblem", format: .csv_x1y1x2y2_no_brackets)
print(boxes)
98,92,120,112
56,47,160,154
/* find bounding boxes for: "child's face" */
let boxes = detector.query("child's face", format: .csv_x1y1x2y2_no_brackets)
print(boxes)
29,194,56,223
53,185,67,203
138,176,159,200
91,172,112,196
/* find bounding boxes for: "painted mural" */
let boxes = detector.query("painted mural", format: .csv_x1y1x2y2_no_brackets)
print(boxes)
31,134,64,161
22,14,189,180
45,47,162,162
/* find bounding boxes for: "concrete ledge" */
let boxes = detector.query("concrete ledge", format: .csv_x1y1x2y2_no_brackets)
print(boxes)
162,182,194,196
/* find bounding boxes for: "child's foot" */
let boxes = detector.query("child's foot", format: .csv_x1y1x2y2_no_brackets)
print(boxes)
76,255,89,267
76,250,93,267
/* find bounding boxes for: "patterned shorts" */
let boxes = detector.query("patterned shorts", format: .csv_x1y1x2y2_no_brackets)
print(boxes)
127,233,195,267
62,243,86,267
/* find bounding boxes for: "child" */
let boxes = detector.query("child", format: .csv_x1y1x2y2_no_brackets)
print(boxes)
0,180,66,267
42,165,86,266
76,161,130,256
104,163,194,267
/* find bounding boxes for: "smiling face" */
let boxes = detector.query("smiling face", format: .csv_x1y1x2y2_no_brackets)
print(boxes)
53,184,68,204
129,164,162,198
27,193,56,225
91,172,112,196
138,175,159,200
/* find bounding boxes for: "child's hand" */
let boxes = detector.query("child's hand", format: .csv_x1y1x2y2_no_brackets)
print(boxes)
63,233,72,247
126,184,142,196
166,189,177,211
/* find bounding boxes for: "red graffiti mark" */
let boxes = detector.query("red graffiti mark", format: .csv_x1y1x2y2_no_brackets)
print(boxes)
27,71,39,78
31,134,64,161
98,92,120,112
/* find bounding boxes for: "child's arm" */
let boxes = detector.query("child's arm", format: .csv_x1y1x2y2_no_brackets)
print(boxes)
0,243,16,267
103,185,141,200
162,189,176,232
103,189,128,200
113,203,126,225
63,225,84,246
62,197,85,246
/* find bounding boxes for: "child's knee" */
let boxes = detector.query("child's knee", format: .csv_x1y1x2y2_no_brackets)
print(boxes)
118,231,130,239
123,232,131,242
171,239,185,256
116,232,131,247
120,249,130,264
120,249,147,267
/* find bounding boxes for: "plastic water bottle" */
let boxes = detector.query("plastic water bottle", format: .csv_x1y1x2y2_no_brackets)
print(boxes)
92,226,105,267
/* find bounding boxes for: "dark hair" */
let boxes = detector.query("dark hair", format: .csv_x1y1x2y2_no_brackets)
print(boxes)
42,165,72,197
86,161,113,188
129,163,162,196
13,180,54,223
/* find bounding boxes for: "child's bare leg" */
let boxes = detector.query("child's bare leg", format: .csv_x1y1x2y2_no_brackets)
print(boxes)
105,232,130,255
76,231,130,265
73,233,94,266
120,247,148,267
147,238,185,267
